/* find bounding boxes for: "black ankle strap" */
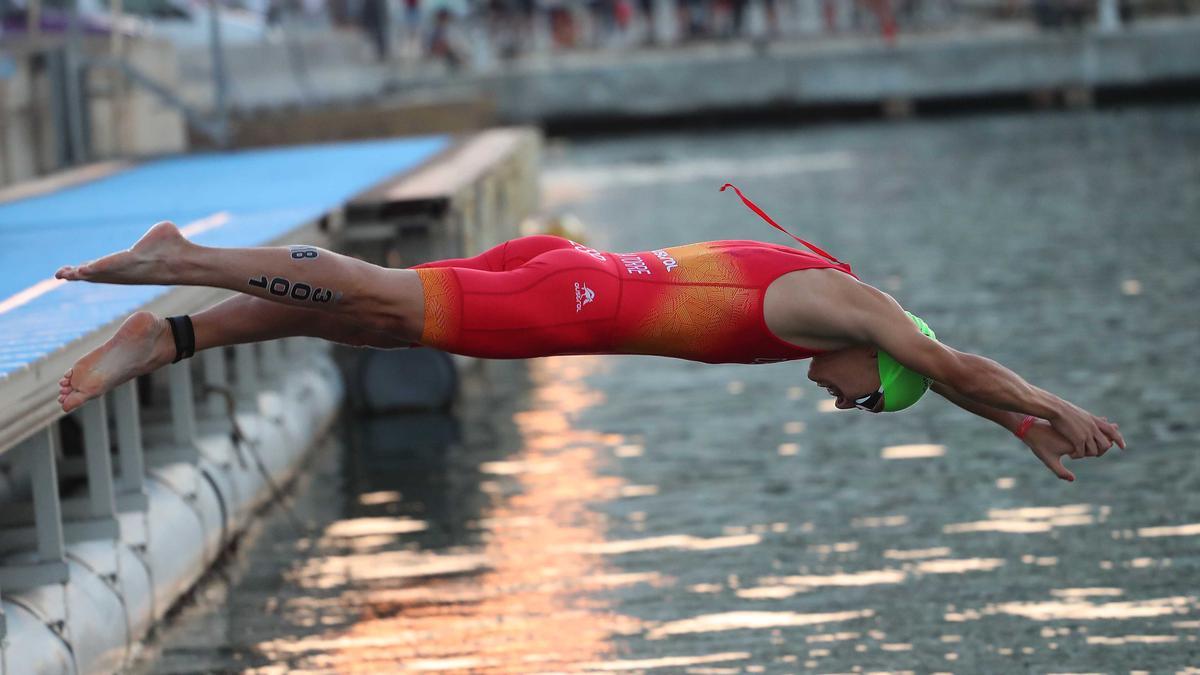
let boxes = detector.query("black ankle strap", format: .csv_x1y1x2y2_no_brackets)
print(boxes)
166,315,195,363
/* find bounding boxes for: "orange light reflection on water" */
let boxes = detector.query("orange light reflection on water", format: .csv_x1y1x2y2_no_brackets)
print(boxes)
260,356,647,672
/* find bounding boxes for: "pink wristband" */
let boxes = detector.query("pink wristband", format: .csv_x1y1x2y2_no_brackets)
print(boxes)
1015,415,1038,439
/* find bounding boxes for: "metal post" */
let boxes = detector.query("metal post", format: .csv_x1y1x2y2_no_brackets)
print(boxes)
28,0,42,38
168,361,198,446
109,0,128,153
202,348,229,419
1098,0,1121,32
259,341,284,381
110,0,125,56
282,337,302,361
80,399,117,519
283,337,311,370
63,0,88,164
113,381,146,496
0,430,70,593
234,343,259,404
29,429,65,563
77,400,120,579
47,49,71,169
207,0,230,146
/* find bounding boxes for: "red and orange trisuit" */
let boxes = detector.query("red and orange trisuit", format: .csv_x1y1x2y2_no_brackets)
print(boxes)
411,185,858,365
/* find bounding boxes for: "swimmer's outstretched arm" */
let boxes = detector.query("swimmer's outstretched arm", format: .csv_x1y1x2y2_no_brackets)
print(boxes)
54,221,425,336
930,381,1102,482
868,318,1125,460
814,275,1125,458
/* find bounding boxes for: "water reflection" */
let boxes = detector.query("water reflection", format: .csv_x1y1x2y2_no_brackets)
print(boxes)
945,595,1197,623
883,547,951,560
944,503,1099,534
322,517,428,538
645,609,875,640
277,356,646,670
1137,523,1200,538
569,533,761,555
580,651,751,671
736,558,1005,600
880,444,946,459
357,491,403,506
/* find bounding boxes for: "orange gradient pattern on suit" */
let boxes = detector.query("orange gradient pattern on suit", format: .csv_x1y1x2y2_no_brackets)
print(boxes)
415,267,461,347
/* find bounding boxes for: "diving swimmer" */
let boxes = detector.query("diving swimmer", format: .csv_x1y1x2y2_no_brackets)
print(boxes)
53,185,1124,482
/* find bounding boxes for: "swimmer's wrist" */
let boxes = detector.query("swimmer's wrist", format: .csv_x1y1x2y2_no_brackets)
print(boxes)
1039,395,1073,423
1015,388,1067,424
1015,415,1039,440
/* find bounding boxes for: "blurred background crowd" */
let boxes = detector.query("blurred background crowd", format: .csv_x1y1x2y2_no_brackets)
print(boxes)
2,0,1197,72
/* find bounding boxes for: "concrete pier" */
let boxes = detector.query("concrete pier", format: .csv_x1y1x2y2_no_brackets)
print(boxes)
0,130,540,674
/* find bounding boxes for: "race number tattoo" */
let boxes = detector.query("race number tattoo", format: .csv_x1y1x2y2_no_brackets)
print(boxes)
248,275,337,304
289,245,320,260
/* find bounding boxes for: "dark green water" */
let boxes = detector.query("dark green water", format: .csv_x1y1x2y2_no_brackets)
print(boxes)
136,106,1200,673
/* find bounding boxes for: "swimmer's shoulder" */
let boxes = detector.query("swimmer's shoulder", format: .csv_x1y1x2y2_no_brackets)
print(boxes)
770,264,867,297
765,267,884,345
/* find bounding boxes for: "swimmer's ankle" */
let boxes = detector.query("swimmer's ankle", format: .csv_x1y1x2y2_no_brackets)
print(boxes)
149,314,181,368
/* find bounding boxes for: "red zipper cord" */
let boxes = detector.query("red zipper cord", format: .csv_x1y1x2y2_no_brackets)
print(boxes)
720,183,843,264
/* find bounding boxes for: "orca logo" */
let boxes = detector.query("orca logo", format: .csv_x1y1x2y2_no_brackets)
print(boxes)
574,282,596,312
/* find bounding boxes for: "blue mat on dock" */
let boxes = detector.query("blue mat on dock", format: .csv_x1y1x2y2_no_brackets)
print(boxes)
0,136,449,380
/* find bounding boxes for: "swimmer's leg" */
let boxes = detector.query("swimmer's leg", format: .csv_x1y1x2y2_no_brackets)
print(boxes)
58,295,408,412
188,294,414,349
55,227,576,410
55,221,421,335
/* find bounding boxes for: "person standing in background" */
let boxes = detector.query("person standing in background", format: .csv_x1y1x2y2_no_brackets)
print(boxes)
360,0,391,60
428,7,463,67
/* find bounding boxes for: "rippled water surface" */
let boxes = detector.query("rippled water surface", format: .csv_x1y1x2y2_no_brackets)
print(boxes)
135,106,1200,673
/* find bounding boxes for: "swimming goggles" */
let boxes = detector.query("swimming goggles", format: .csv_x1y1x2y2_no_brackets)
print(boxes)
854,390,884,413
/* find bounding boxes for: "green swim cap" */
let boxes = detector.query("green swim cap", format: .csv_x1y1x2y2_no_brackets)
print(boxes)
876,312,937,412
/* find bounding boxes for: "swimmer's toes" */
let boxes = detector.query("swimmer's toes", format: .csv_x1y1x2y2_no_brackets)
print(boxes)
61,389,90,413
59,262,99,281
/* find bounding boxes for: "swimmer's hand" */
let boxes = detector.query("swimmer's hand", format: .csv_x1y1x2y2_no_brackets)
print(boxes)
1046,401,1126,460
1021,418,1119,482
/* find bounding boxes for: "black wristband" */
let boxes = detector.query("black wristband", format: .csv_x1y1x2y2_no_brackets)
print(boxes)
166,315,195,363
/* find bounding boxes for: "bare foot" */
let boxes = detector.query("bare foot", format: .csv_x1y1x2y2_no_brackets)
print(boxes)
58,311,176,413
55,221,191,285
